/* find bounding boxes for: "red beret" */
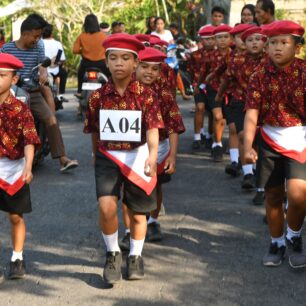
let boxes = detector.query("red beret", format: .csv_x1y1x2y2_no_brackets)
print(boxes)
149,36,169,47
230,23,256,36
0,53,23,71
138,47,167,63
133,34,150,43
241,26,264,42
213,24,233,36
103,33,145,56
198,25,216,37
262,20,305,37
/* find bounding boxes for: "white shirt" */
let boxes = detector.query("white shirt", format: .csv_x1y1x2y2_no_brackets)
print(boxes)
43,38,66,75
151,30,174,43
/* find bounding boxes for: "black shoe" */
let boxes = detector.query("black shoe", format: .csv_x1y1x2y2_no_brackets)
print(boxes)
200,134,206,145
262,243,286,267
212,145,223,162
147,222,162,242
253,191,265,205
241,174,256,190
205,137,213,149
119,232,130,252
103,252,122,284
59,96,69,102
127,255,144,280
192,140,201,150
225,162,241,177
286,236,306,268
8,259,26,279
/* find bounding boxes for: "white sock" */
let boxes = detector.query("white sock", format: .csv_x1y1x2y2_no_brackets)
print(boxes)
11,250,23,262
102,231,120,252
212,142,222,148
194,133,201,141
257,188,264,192
148,216,158,225
200,128,205,135
229,148,239,163
129,238,145,256
271,235,285,247
125,228,130,234
206,132,212,139
286,226,302,242
242,164,253,175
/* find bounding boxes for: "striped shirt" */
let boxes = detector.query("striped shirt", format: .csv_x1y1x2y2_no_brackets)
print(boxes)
0,41,45,88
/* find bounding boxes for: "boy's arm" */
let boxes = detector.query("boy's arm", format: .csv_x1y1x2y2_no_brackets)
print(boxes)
145,128,159,177
215,78,229,102
22,144,35,183
164,133,179,174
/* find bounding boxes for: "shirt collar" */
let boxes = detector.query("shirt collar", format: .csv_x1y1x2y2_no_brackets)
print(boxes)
102,77,142,96
266,57,298,74
0,93,17,111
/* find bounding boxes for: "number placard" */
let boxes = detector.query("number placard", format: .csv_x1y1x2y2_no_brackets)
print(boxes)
99,110,142,142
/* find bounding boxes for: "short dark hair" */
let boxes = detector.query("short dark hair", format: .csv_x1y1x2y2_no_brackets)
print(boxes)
169,23,179,30
291,35,304,45
111,21,120,28
100,22,109,29
27,13,48,29
211,6,225,16
42,23,53,38
155,17,166,25
83,14,100,34
21,18,42,34
257,0,275,16
118,22,125,26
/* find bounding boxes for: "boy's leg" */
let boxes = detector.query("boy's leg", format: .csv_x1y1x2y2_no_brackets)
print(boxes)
211,107,225,162
225,122,240,177
8,213,26,279
119,203,131,251
193,101,205,150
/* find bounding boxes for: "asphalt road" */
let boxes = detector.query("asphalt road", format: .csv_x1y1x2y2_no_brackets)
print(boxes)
0,94,305,306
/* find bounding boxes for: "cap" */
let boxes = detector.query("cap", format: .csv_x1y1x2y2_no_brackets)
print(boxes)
138,47,167,63
0,53,24,71
149,35,169,47
230,23,256,36
198,25,216,38
262,20,305,38
103,33,145,56
241,26,264,42
134,34,150,43
213,24,233,36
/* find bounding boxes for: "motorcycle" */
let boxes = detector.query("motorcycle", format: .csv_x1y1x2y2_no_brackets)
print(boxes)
11,57,52,165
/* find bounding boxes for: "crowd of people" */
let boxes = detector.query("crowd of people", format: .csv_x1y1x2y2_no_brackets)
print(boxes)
0,0,305,289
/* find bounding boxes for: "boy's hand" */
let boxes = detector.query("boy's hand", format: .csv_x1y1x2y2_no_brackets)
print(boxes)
22,166,33,184
144,156,157,177
244,148,258,164
164,155,176,174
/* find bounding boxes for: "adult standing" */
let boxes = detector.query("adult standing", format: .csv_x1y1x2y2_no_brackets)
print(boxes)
73,14,108,98
151,17,174,44
145,16,156,35
255,0,275,25
241,4,258,25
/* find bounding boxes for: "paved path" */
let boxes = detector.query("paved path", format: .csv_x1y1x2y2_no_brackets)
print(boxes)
0,94,305,305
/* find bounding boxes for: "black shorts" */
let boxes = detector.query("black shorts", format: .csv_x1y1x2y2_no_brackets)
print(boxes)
157,170,171,185
257,132,306,189
206,84,223,110
194,91,208,105
0,184,32,214
95,152,157,213
226,98,245,133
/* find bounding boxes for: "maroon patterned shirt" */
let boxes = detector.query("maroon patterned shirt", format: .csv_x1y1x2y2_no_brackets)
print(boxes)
84,79,164,151
225,51,267,101
151,83,185,141
245,57,306,127
158,62,177,98
0,94,40,160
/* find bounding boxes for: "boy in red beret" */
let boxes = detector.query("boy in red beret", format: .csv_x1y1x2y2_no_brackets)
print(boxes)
189,25,215,151
244,21,306,268
0,53,40,280
84,34,164,283
205,25,233,162
217,26,267,192
119,47,185,246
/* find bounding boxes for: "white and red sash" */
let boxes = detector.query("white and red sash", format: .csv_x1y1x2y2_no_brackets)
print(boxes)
100,144,157,195
157,139,170,174
261,125,306,163
0,157,25,195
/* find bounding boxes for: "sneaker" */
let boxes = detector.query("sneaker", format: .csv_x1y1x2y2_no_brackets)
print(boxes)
252,191,265,205
8,259,26,279
59,95,69,102
241,174,256,190
127,255,144,280
262,243,286,267
103,252,122,284
212,145,223,162
147,222,162,242
192,140,201,150
225,162,241,177
286,237,306,269
119,233,130,252
205,137,213,149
